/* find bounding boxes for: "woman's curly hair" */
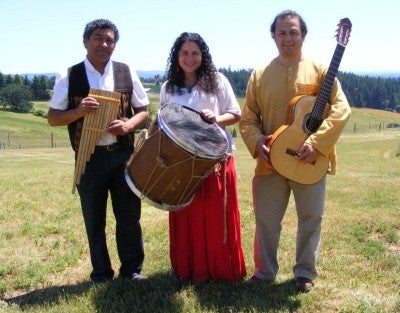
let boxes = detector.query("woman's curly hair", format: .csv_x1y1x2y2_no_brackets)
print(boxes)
165,32,219,95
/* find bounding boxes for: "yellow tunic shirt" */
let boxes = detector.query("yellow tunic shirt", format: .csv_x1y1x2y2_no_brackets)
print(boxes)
239,58,351,176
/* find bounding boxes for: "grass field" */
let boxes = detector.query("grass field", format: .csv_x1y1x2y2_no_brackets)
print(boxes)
0,102,399,312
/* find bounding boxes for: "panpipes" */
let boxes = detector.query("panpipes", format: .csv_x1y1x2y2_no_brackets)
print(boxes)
72,88,121,193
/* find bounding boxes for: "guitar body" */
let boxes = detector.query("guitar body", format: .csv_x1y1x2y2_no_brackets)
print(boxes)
268,95,329,185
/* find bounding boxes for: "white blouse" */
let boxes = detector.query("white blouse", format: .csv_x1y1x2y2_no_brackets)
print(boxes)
159,72,240,153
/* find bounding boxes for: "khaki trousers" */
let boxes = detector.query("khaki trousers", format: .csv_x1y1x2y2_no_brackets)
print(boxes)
252,174,326,281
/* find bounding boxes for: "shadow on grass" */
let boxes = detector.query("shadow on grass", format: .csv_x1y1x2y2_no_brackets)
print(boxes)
3,281,92,308
4,273,301,312
192,278,301,312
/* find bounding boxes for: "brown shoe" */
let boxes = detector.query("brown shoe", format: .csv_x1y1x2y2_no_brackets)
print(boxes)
296,277,313,293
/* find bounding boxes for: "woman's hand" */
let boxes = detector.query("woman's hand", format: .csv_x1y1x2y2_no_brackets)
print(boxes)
200,109,217,123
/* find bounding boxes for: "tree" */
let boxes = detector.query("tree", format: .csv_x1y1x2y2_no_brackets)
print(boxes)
0,72,5,88
31,75,51,100
219,67,252,97
13,74,25,85
0,84,33,112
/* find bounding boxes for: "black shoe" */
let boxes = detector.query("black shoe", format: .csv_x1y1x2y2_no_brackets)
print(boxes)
296,277,313,293
131,273,147,281
90,277,112,286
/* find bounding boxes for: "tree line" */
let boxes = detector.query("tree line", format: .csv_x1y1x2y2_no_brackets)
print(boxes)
338,72,400,111
1,69,400,113
219,68,400,113
0,73,55,113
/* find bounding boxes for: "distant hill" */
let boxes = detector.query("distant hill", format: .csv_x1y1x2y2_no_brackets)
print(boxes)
137,70,164,79
1,105,399,149
353,72,400,78
8,70,398,80
11,70,165,81
18,73,57,80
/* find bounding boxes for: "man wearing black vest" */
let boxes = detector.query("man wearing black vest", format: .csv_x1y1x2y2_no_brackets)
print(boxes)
48,19,149,284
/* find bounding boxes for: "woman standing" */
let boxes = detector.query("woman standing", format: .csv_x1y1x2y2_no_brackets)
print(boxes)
160,32,247,282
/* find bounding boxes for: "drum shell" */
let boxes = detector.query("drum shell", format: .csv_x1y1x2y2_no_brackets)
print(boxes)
125,120,225,211
125,103,229,211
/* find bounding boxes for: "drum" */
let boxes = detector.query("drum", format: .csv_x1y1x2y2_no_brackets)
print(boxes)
125,103,228,211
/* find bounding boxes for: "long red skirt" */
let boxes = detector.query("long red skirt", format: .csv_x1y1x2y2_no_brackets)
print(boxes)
169,156,247,282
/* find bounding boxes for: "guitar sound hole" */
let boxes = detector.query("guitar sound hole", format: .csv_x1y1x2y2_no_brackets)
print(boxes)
304,115,322,134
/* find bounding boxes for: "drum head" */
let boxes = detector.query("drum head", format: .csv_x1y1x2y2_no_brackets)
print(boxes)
158,103,228,159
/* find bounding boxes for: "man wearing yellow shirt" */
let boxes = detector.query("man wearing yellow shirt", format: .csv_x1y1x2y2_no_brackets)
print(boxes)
239,10,351,292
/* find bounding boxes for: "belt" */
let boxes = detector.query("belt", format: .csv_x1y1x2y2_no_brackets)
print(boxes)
95,143,121,152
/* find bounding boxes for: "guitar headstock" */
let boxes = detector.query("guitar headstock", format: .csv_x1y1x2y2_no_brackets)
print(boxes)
336,18,352,47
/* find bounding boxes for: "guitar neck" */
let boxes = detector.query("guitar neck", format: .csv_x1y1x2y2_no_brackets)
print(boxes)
308,44,346,131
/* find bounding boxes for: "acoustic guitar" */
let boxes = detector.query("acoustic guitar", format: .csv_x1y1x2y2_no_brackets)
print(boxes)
266,18,352,184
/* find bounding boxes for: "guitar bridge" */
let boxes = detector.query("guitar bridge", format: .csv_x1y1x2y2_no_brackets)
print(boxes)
286,148,316,165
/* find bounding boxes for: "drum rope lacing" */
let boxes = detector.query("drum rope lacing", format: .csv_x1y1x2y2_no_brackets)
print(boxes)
128,105,229,217
150,126,230,240
137,128,218,206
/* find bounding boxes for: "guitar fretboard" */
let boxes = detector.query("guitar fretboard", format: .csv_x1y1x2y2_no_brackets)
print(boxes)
307,44,346,133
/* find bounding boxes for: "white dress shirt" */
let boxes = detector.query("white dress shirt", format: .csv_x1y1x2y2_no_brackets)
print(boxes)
50,58,149,145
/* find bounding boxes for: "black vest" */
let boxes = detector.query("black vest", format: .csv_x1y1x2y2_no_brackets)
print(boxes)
67,61,134,151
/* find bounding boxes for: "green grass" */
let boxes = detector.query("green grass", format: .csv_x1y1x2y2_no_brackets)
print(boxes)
0,103,69,149
0,100,400,312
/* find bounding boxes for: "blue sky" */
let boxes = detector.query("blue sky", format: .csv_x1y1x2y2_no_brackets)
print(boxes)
1,0,399,75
